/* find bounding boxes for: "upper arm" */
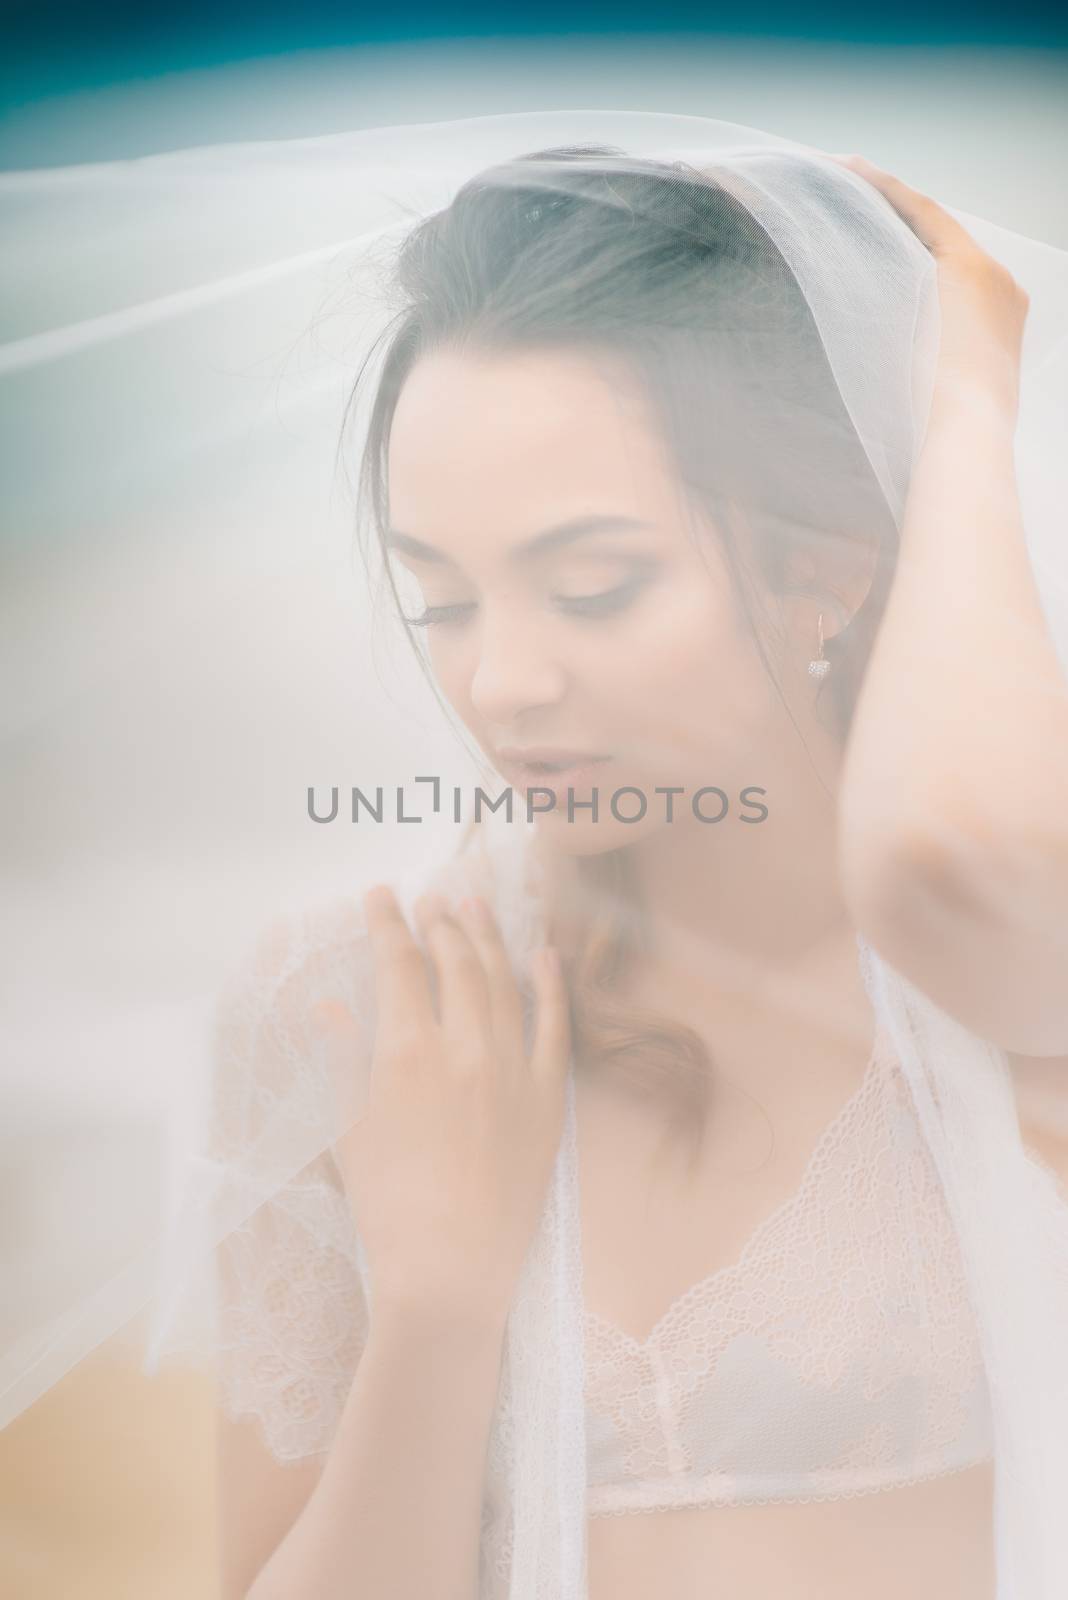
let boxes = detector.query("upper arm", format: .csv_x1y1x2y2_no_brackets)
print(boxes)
206,898,377,1596
211,1146,372,1596
845,825,1068,1056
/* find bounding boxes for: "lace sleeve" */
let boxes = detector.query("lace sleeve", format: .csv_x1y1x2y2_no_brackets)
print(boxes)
215,1147,370,1462
187,849,503,1463
205,895,379,1464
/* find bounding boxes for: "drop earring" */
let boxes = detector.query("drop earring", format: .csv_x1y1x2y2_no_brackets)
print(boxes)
808,612,831,681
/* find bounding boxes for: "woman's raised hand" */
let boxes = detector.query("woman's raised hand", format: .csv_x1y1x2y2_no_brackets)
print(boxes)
826,152,1030,417
332,883,571,1331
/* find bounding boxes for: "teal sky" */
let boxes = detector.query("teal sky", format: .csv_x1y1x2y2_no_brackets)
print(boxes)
5,0,1068,102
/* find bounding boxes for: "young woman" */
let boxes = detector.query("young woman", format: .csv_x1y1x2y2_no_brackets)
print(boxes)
177,138,1068,1600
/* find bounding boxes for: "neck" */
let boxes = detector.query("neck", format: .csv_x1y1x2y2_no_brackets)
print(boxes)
535,723,857,1013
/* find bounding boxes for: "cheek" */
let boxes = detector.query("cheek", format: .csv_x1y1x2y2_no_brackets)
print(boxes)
615,581,745,707
421,635,475,723
606,581,774,776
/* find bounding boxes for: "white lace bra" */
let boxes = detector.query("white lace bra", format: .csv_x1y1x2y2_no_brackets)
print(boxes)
582,1024,995,1516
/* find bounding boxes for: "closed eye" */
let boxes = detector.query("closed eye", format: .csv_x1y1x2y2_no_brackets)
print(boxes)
554,575,650,616
403,574,651,629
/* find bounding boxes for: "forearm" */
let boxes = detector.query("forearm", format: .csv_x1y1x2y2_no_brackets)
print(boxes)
246,1303,508,1600
839,368,1068,907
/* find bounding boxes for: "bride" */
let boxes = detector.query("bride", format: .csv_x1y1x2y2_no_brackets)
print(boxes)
185,139,1068,1600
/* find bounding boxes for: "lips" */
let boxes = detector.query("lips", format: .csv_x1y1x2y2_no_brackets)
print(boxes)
494,748,612,798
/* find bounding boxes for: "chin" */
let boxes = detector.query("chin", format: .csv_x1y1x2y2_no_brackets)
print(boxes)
532,808,666,858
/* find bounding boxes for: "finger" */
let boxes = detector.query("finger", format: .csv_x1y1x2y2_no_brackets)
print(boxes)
528,947,572,1086
363,884,435,1038
413,892,494,1058
454,895,525,1053
826,153,975,258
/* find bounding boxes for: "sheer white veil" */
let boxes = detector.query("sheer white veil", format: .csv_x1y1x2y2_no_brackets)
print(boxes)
2,110,1067,1597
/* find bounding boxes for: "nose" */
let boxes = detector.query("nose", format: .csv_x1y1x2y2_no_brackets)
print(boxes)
468,606,567,725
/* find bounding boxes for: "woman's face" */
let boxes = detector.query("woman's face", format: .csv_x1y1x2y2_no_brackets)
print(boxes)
386,345,800,857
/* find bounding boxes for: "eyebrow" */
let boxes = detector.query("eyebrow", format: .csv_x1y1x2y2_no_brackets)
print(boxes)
384,514,654,566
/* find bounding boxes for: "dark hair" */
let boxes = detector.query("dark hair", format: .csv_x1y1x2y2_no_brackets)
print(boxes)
341,145,900,1164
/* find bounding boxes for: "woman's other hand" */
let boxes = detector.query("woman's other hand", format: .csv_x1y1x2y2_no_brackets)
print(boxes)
333,884,571,1331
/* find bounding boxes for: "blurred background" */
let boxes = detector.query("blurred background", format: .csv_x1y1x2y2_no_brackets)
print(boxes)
1,4,1066,1597
0,1,1065,246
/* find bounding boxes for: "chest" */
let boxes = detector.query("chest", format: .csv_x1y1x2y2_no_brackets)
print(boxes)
573,1028,883,1345
573,1034,994,1511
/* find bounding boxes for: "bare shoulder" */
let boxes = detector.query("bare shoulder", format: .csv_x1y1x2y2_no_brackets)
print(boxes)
1006,1049,1068,1193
